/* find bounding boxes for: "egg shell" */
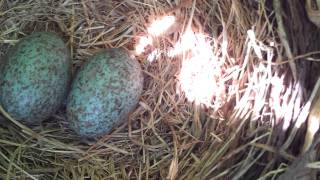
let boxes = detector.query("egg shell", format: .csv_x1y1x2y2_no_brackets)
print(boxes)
67,48,143,138
0,32,71,124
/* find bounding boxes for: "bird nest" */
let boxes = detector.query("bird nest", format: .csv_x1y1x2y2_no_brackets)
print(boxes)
1,0,320,179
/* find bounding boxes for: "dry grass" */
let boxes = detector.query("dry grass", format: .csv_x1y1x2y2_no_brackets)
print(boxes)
0,0,318,179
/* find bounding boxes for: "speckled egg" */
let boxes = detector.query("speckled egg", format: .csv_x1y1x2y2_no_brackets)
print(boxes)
0,32,71,124
66,48,143,138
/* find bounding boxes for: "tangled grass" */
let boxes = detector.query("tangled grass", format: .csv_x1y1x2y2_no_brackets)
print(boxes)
0,0,319,179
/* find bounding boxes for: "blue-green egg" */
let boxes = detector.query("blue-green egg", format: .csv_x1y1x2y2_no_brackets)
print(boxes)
67,48,143,138
0,32,71,124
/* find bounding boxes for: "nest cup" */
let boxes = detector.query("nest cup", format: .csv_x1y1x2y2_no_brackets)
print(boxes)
0,0,320,179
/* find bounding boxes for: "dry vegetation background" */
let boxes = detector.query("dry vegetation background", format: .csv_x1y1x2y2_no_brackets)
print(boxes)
1,0,320,179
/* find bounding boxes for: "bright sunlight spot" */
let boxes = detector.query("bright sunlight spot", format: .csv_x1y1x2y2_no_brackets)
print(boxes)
135,36,153,55
171,28,222,106
135,16,289,112
147,16,176,36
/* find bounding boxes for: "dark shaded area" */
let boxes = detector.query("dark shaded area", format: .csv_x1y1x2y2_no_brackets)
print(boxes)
280,0,320,154
237,1,320,179
282,0,320,92
263,0,320,178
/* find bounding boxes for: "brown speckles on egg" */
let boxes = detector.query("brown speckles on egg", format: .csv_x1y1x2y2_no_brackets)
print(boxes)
66,48,143,138
0,32,71,124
